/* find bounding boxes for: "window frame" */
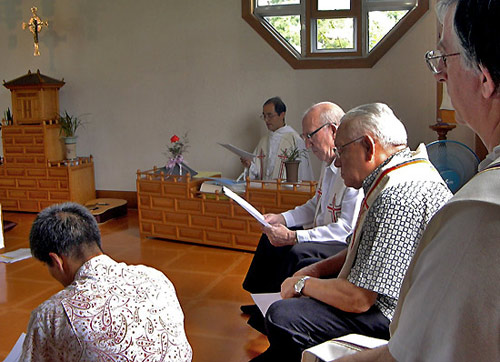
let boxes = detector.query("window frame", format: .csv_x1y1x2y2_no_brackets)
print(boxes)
242,0,429,69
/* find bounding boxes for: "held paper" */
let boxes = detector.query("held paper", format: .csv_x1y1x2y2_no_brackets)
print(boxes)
222,186,270,227
218,143,256,160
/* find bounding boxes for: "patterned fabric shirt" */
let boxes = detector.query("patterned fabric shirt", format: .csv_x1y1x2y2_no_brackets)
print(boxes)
347,148,453,321
21,255,192,362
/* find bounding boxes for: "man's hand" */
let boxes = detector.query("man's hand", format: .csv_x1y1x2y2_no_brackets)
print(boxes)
263,213,286,226
240,157,251,168
281,276,303,299
263,224,296,247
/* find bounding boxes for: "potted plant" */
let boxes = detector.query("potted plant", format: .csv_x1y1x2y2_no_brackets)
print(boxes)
2,107,13,126
58,111,84,160
279,139,308,183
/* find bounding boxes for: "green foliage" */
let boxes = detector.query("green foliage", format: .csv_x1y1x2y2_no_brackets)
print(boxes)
368,10,408,51
264,9,408,53
58,111,84,137
317,18,353,49
3,107,13,123
279,138,307,162
266,15,301,52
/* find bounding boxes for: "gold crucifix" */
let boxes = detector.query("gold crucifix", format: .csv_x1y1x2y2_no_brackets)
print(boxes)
22,7,48,56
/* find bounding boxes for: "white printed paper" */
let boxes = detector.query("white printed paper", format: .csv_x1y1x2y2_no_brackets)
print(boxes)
222,186,270,227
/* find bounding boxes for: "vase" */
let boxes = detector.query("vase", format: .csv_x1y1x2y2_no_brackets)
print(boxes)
284,161,300,183
63,136,78,160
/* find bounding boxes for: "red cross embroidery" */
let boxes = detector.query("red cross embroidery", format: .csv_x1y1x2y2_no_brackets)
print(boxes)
257,149,266,180
326,195,341,222
278,153,287,180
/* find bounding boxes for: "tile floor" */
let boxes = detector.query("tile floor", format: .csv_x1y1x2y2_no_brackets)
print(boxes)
0,210,269,361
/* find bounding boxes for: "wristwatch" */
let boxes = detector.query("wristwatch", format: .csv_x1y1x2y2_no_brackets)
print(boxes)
294,276,310,296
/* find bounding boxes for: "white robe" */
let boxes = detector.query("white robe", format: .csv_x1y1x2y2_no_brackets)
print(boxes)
282,161,363,243
247,125,314,181
389,145,500,362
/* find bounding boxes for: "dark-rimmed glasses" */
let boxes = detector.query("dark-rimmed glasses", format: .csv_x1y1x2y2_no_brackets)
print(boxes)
301,123,331,141
425,50,460,74
333,136,364,159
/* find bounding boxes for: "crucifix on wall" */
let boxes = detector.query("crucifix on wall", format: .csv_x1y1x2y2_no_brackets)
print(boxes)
22,7,48,56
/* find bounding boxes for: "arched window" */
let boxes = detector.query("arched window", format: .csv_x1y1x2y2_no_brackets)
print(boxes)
242,0,429,68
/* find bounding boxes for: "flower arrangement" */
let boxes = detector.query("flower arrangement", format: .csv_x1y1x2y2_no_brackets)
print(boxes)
165,133,189,170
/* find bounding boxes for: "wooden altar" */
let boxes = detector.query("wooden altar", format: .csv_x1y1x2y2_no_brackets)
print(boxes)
136,168,317,251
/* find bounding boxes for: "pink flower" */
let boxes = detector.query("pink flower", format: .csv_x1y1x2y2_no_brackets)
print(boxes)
170,135,180,143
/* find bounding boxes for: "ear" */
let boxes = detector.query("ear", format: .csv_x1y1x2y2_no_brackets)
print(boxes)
362,135,376,162
478,64,496,98
48,252,65,272
329,123,338,136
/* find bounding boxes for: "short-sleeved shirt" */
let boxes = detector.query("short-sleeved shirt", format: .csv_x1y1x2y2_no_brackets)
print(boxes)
347,149,453,320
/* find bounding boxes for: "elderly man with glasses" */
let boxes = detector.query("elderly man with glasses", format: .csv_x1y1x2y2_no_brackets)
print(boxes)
242,102,364,326
240,96,314,181
335,1,500,361
249,103,453,362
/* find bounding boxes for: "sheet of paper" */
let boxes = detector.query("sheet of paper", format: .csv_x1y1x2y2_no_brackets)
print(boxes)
3,333,26,362
222,186,270,227
0,248,32,264
217,143,256,160
251,292,282,316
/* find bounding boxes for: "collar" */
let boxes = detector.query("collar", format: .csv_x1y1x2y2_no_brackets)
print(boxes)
73,254,112,281
362,147,412,193
479,144,500,171
269,124,290,136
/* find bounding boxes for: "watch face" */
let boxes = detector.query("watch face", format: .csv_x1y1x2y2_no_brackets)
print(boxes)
294,278,305,295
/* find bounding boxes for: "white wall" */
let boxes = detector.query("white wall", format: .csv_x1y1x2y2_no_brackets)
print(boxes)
0,0,475,191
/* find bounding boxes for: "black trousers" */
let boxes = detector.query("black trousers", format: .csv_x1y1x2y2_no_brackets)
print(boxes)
243,231,347,293
258,297,390,362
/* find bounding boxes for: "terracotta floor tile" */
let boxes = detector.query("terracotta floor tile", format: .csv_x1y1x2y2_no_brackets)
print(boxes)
164,249,244,274
0,308,33,359
205,275,254,304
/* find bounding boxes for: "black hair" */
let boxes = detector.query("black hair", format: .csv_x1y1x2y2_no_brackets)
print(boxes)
29,202,102,265
264,96,287,116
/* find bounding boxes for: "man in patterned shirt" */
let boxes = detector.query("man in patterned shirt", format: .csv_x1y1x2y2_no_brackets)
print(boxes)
249,103,452,362
21,202,192,362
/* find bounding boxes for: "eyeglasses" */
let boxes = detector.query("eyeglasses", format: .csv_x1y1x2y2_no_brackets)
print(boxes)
425,50,460,74
333,136,364,159
300,123,331,141
260,112,278,120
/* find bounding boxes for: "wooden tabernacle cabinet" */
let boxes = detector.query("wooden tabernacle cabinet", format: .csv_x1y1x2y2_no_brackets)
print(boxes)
0,70,96,212
136,167,317,251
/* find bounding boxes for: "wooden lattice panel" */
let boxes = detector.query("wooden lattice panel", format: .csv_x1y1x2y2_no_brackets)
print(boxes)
136,167,316,251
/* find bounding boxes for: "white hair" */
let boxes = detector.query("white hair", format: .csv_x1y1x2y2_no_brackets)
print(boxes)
303,102,345,127
340,103,407,148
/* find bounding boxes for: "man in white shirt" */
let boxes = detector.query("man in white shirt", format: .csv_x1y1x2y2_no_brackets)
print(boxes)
241,97,314,181
21,203,192,362
336,0,500,361
242,102,364,304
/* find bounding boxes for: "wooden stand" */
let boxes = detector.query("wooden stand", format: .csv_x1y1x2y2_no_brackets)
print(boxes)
136,167,316,251
0,71,96,211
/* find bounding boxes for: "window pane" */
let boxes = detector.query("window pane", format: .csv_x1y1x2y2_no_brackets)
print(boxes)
316,18,354,50
257,0,300,6
264,15,301,52
318,0,350,11
368,10,408,51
